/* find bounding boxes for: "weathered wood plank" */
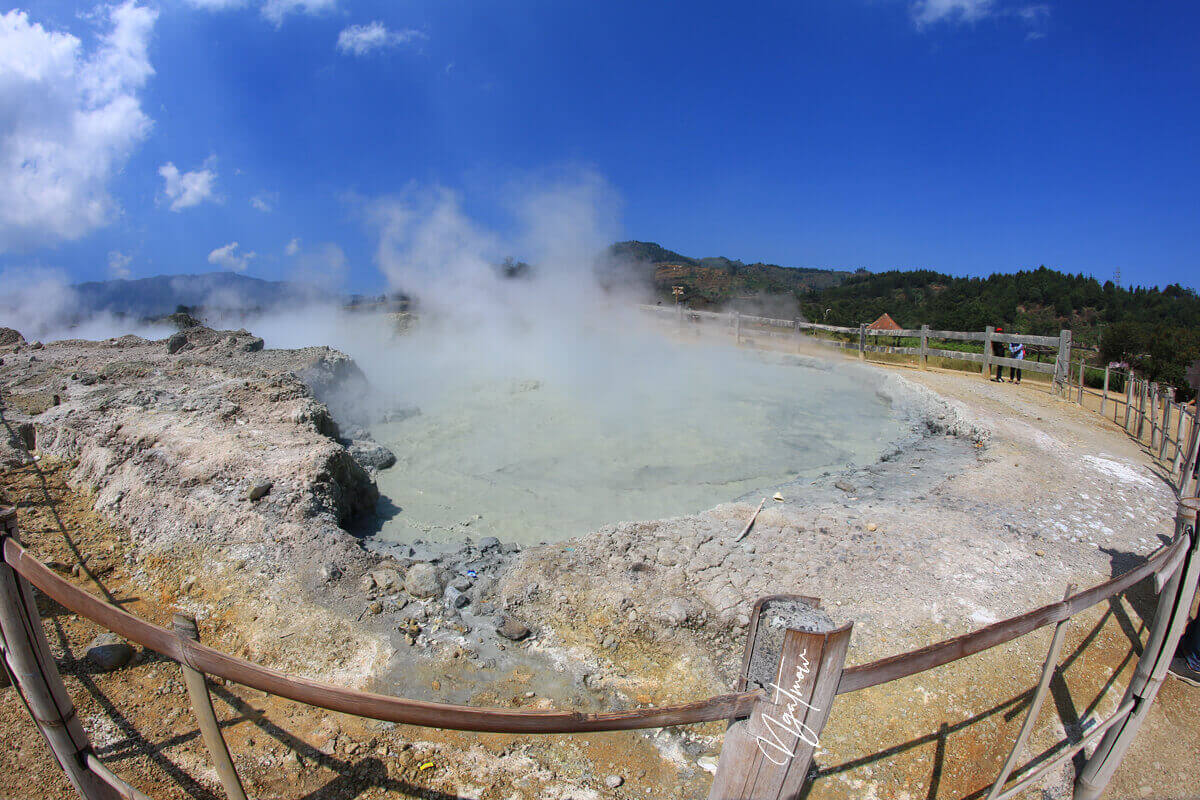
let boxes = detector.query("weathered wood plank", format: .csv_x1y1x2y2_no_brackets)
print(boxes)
709,625,852,800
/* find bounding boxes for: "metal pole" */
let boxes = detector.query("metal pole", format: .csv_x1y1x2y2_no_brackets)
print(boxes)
0,509,120,800
173,613,248,800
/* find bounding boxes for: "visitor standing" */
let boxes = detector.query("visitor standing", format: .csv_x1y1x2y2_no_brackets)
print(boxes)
1009,340,1025,384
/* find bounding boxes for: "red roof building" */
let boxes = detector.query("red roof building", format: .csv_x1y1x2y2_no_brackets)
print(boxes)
867,312,902,331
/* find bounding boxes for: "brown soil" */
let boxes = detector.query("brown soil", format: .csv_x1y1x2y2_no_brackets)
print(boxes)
1,460,702,800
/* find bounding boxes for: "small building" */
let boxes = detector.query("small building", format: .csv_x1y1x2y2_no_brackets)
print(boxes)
867,312,902,332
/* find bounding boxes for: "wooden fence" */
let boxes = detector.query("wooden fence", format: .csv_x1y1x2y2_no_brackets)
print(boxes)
3,495,1200,800
1059,361,1200,497
640,305,1070,383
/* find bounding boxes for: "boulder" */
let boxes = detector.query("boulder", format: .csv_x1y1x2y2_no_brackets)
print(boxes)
0,327,25,346
347,440,397,471
86,633,134,671
495,616,530,641
239,337,265,353
166,332,188,354
367,568,403,593
247,481,273,501
404,563,441,598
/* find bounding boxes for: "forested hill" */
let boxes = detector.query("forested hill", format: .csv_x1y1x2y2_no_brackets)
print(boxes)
799,267,1200,344
801,267,1200,397
606,242,1198,394
606,241,858,310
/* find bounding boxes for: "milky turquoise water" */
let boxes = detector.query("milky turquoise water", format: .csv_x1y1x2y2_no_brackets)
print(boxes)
369,351,904,545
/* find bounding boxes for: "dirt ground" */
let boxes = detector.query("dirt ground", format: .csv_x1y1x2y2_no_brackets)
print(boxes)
3,332,1199,800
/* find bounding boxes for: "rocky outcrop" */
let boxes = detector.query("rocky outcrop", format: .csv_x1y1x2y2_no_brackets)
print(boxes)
0,327,387,593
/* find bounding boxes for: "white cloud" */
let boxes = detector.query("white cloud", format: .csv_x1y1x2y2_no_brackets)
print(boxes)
262,0,336,27
285,237,300,255
208,241,255,272
336,22,426,56
910,0,1050,35
0,2,156,252
250,191,278,212
911,0,994,27
159,161,218,211
107,250,132,278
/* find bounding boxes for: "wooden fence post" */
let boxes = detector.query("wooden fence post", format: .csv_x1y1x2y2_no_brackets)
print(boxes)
857,324,866,361
1075,503,1200,800
1077,362,1085,406
1124,371,1135,431
1159,390,1175,461
709,597,852,800
173,614,248,800
0,509,121,800
1054,330,1071,393
734,312,741,345
1174,407,1194,484
983,326,995,379
920,325,929,370
793,318,801,354
1149,384,1161,449
1135,381,1146,441
1181,415,1200,496
1101,366,1110,417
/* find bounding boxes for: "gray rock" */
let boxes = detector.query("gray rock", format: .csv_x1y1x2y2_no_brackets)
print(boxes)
450,576,472,592
320,562,343,582
605,775,624,789
367,568,403,592
404,563,441,598
478,536,501,551
86,633,134,671
347,440,397,471
166,332,188,354
239,337,265,353
835,479,856,493
246,481,272,501
495,616,530,641
658,598,690,627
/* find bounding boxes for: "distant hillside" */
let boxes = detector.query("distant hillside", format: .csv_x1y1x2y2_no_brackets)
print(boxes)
604,241,859,311
802,267,1200,397
72,272,313,318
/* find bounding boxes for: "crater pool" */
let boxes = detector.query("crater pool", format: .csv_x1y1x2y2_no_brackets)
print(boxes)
368,349,905,546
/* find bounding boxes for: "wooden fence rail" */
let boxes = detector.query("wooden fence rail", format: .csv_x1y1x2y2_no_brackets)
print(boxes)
3,502,1198,800
640,305,1071,384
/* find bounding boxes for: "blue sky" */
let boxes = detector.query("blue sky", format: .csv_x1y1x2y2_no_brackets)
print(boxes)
2,0,1198,294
